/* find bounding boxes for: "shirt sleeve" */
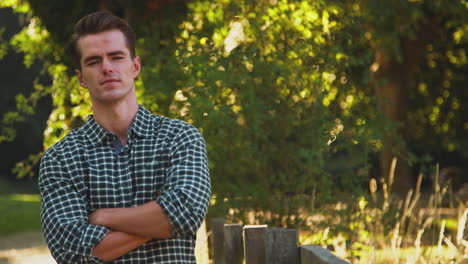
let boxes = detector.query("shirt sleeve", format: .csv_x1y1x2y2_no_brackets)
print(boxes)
156,124,211,237
39,150,109,264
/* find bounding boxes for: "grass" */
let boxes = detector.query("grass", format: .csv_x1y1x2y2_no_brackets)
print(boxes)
358,246,459,264
212,159,467,263
298,159,468,263
0,194,42,236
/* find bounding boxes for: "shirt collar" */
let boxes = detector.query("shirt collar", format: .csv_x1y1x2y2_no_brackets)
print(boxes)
128,105,154,139
81,105,154,145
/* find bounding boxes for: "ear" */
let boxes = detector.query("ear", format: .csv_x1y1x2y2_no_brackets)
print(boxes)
75,69,87,88
132,56,141,78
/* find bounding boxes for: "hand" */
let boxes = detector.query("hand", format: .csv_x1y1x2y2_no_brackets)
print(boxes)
89,208,111,226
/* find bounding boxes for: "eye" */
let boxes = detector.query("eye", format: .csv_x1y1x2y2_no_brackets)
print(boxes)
86,60,99,66
112,56,124,60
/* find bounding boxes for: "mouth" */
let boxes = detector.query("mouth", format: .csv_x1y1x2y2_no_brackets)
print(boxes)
100,78,120,85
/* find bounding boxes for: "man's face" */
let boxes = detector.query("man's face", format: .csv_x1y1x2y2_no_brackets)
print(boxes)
75,29,140,104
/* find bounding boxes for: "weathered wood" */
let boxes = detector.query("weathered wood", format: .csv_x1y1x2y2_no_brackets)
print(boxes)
265,228,299,264
224,224,243,264
195,220,209,264
244,225,268,264
211,219,348,264
210,217,226,264
300,245,350,264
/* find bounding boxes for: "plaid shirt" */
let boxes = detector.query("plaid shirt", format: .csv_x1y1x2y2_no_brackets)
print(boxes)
39,106,211,263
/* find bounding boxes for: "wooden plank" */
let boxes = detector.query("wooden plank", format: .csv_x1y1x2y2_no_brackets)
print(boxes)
224,224,243,264
209,217,226,264
300,245,350,264
265,228,299,264
195,220,209,264
244,225,268,264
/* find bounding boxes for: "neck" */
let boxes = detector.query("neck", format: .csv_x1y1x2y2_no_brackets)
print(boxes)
91,97,139,145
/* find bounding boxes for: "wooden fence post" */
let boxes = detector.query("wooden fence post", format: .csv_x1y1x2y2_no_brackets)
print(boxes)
210,217,226,264
210,219,350,264
300,245,351,264
244,226,299,264
195,220,209,264
224,224,243,264
265,228,299,264
244,225,268,264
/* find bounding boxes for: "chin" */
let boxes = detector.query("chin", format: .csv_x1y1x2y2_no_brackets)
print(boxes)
97,92,133,103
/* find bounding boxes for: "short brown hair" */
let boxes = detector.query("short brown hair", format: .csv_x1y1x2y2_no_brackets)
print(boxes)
70,11,136,68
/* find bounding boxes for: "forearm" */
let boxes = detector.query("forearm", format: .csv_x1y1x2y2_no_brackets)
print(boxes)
90,201,173,239
92,230,150,262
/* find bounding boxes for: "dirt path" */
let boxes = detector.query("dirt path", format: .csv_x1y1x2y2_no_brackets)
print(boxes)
0,231,55,264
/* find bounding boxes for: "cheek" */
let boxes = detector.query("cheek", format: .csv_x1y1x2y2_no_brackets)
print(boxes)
84,72,99,83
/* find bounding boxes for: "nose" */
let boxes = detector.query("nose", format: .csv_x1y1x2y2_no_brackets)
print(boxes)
101,58,113,74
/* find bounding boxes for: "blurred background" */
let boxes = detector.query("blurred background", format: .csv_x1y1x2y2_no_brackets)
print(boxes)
0,0,467,263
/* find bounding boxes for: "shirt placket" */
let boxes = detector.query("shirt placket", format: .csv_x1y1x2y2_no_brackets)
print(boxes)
115,137,134,207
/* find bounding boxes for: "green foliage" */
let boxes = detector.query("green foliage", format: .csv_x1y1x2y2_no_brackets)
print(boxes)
407,22,468,160
0,1,49,144
0,27,8,59
0,94,37,142
1,0,467,228
361,0,468,162
136,3,189,117
172,0,378,226
11,152,42,179
9,16,58,68
0,0,89,148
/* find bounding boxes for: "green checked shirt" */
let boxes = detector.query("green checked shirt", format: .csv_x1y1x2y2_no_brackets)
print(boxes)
39,105,211,263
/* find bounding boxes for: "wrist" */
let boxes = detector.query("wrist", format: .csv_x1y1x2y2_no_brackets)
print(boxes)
89,208,114,227
100,208,116,227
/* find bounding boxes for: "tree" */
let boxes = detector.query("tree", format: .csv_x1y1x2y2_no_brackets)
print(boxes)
171,1,378,224
0,7,51,179
1,0,467,226
361,0,468,194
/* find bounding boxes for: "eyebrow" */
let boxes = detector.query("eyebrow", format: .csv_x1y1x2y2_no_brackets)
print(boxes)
83,50,126,64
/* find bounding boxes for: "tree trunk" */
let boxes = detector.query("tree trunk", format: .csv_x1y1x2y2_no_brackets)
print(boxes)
373,50,412,196
373,35,428,196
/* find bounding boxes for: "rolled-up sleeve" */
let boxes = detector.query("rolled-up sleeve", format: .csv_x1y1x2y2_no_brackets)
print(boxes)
39,150,109,263
156,125,211,237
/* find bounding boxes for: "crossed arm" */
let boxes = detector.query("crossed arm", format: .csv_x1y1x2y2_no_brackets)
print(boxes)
40,126,211,263
89,201,173,261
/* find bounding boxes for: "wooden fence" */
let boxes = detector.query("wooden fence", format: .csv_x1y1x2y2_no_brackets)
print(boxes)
209,218,350,264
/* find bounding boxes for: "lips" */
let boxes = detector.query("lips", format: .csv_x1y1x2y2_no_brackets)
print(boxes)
100,78,120,85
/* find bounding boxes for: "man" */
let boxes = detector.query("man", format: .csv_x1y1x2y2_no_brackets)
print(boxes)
39,11,211,263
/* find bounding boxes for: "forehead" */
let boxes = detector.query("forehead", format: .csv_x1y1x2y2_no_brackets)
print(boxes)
77,29,129,58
